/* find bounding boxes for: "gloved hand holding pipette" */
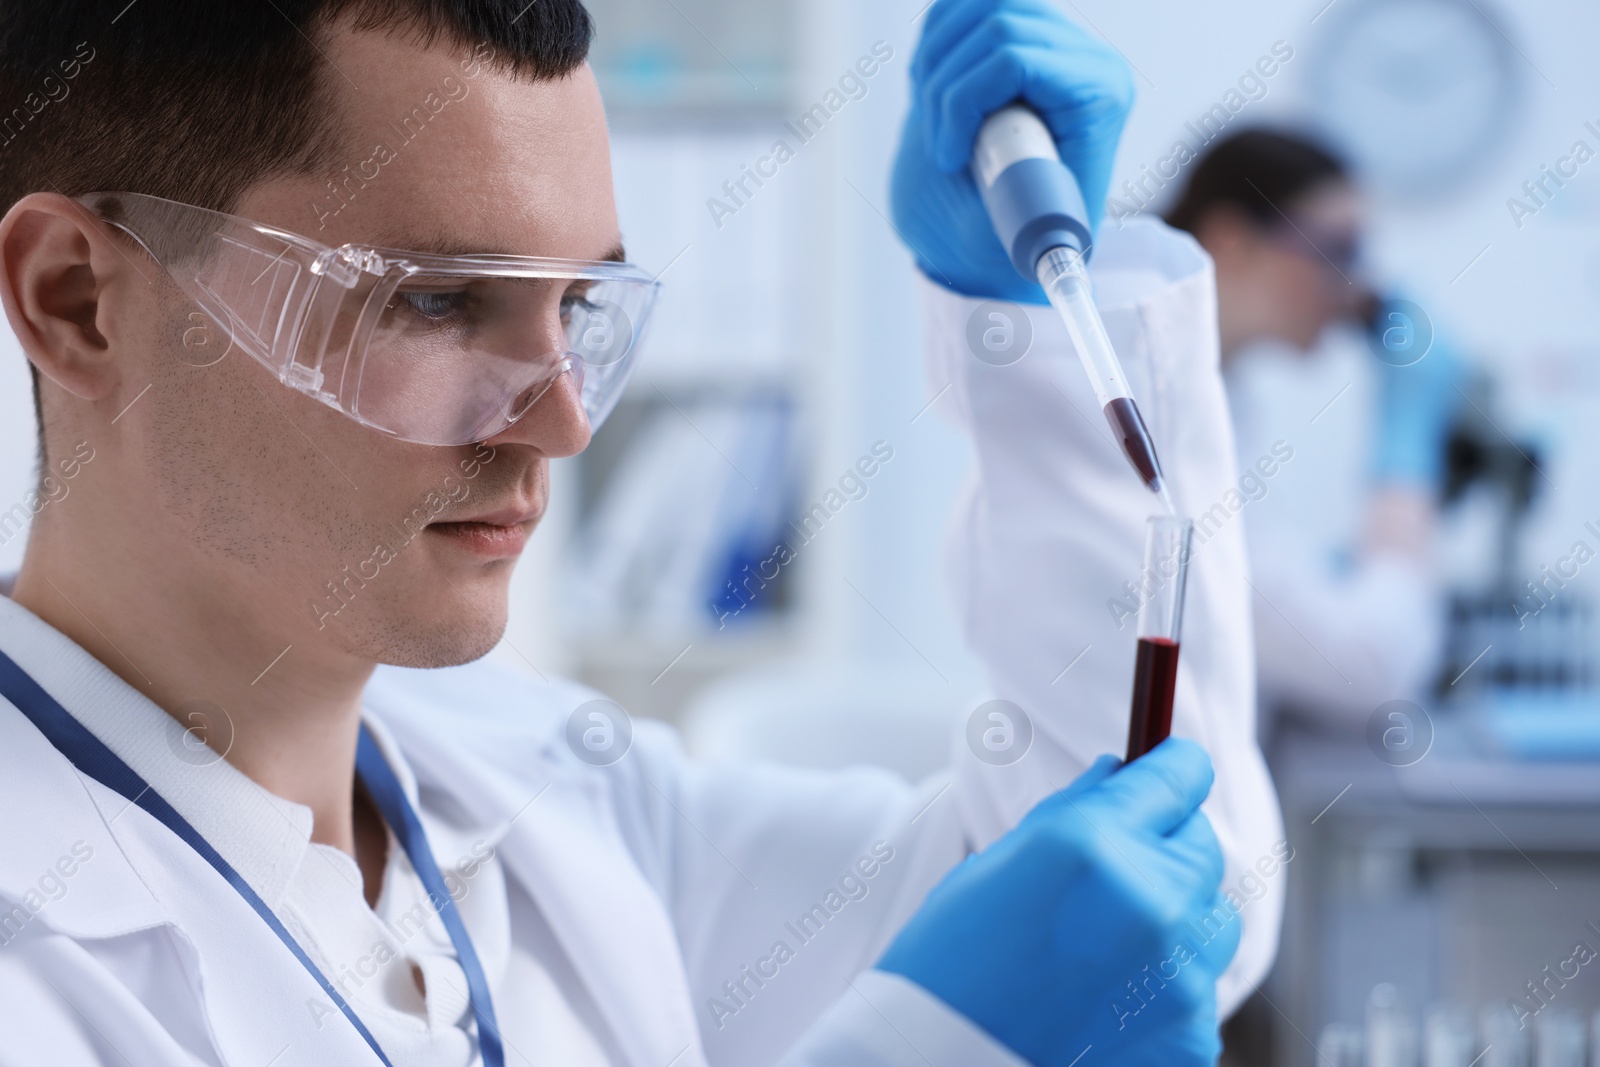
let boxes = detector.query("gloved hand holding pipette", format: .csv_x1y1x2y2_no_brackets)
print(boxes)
892,0,1132,304
891,0,1174,508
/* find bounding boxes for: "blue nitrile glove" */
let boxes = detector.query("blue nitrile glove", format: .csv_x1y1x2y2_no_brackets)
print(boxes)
890,0,1135,304
1367,295,1467,490
877,739,1240,1067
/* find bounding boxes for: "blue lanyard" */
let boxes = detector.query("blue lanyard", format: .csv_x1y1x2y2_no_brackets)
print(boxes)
0,649,504,1067
356,724,504,1067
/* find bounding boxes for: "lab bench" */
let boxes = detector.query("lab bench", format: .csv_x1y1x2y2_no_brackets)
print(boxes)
1264,716,1600,1067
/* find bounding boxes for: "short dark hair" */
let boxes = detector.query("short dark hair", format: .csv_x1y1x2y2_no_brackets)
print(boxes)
1164,128,1347,236
2,0,594,466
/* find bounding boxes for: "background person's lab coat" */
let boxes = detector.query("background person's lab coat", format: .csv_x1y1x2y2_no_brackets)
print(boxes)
1223,330,1443,727
0,219,1283,1067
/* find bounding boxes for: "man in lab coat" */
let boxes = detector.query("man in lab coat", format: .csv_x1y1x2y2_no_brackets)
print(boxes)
0,1,1282,1066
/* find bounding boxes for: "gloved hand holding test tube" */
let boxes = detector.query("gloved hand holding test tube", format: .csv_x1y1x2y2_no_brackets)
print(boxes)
972,104,1176,515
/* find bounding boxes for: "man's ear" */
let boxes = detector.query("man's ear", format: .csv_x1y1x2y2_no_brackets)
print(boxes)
0,191,143,403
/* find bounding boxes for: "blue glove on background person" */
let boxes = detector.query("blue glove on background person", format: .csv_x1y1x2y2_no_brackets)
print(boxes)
877,739,1241,1067
1366,294,1467,490
890,0,1135,304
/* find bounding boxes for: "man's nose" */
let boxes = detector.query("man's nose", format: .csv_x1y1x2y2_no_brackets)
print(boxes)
483,367,592,457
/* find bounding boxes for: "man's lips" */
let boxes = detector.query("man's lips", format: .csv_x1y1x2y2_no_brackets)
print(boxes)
426,503,544,558
439,504,545,527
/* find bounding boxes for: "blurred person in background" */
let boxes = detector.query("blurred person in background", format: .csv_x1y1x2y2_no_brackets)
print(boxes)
1164,129,1463,733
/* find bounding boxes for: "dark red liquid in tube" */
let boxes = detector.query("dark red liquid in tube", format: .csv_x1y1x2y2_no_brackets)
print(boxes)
1102,396,1165,492
1126,636,1181,762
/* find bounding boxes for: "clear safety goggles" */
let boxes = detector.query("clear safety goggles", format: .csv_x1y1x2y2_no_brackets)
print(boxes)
80,191,660,445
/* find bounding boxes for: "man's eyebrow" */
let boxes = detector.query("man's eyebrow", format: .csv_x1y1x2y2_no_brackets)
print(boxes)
370,233,627,263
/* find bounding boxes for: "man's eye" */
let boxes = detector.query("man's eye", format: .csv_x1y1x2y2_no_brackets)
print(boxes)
561,293,600,320
397,290,469,320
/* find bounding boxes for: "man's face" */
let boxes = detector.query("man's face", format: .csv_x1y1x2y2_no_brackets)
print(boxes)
126,25,618,667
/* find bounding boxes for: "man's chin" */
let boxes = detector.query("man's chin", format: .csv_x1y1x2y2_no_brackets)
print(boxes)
379,627,499,668
356,590,511,669
373,619,507,669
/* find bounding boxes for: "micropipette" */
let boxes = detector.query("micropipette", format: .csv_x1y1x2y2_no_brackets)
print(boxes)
972,105,1174,513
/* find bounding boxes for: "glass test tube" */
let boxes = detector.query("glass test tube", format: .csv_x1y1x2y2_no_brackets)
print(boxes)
1316,1023,1364,1067
1423,1005,1477,1067
1533,1011,1584,1067
1125,515,1195,762
1479,1004,1532,1067
1366,984,1419,1067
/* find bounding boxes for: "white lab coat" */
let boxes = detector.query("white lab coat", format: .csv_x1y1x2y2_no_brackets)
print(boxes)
0,218,1283,1067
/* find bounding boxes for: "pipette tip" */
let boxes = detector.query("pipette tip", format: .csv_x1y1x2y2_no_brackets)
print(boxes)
1151,475,1176,516
1102,397,1174,511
